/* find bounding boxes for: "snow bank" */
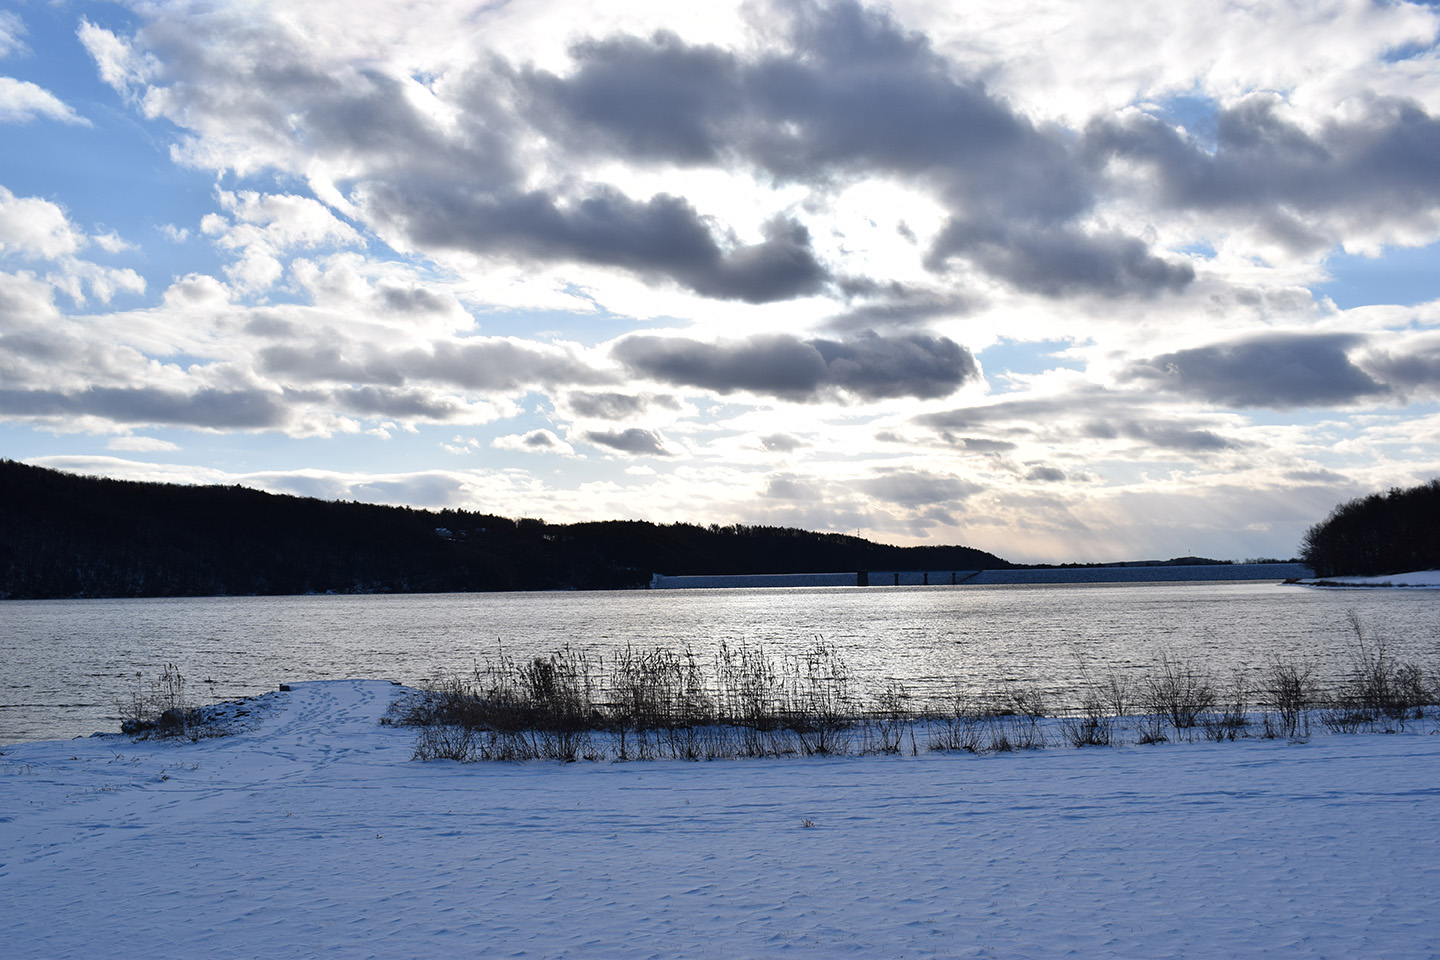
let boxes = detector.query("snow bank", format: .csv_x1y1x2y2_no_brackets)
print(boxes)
2,680,1437,959
1299,569,1440,588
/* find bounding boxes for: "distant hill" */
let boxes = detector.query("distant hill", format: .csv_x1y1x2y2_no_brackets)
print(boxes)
1300,478,1440,577
0,460,1011,598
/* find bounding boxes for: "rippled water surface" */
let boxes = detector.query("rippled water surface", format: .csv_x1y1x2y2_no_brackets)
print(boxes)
4,581,1439,743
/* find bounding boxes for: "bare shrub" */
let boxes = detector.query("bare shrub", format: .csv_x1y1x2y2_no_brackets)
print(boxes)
927,689,990,753
1144,653,1216,731
1102,670,1136,718
1059,688,1113,748
987,684,1047,751
1201,671,1250,742
860,682,914,755
1133,710,1169,744
1260,657,1314,740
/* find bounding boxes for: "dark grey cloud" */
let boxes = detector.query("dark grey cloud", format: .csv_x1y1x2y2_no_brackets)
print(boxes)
582,427,671,456
519,30,743,165
1123,333,1387,408
366,184,829,304
861,469,981,507
613,330,977,401
518,0,1185,299
567,391,651,420
0,386,287,428
522,430,561,449
927,221,1194,298
335,386,461,420
1360,336,1440,393
1025,466,1067,482
1086,94,1440,248
812,332,978,399
376,284,459,316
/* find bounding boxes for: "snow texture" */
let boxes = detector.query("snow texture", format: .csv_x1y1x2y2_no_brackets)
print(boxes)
2,679,1437,958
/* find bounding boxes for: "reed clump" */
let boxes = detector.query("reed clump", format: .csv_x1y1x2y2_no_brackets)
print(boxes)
397,614,1438,763
119,663,231,741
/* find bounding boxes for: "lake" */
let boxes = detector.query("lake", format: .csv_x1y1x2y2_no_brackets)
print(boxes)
3,580,1438,744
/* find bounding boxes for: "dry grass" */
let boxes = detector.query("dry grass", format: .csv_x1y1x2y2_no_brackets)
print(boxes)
396,615,1437,762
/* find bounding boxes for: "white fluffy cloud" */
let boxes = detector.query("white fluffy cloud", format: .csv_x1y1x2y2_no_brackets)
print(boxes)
0,77,87,125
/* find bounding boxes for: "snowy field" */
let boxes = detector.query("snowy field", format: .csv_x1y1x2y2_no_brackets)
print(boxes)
2,679,1438,959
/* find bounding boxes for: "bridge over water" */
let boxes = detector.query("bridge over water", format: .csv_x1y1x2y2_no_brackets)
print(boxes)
648,562,1312,589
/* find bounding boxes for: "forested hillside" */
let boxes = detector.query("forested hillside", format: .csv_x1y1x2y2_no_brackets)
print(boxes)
1300,478,1440,577
0,460,1009,598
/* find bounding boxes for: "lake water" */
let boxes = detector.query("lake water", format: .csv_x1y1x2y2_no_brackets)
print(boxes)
3,580,1439,744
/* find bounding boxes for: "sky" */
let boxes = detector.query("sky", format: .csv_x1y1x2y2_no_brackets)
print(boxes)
3,0,1440,564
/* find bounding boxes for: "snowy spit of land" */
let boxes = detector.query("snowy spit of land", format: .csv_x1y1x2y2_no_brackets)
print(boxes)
1299,569,1440,588
2,679,1437,959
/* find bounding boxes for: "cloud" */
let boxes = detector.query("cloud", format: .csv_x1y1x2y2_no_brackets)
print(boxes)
105,436,181,452
492,429,576,456
1086,93,1440,252
96,0,1191,306
759,432,805,452
763,472,822,499
0,386,288,429
522,0,1185,299
582,427,672,456
1024,465,1067,482
948,437,1016,453
861,468,981,507
333,385,467,421
1359,334,1440,396
366,184,830,304
824,285,975,332
1123,333,1387,408
0,12,25,59
927,220,1194,298
566,391,674,420
0,78,87,125
1084,420,1237,453
811,331,979,400
613,330,977,401
257,336,608,393
915,390,1241,455
0,187,85,258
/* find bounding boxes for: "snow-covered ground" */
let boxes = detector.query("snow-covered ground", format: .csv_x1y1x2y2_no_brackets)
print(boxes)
1300,569,1440,588
3,680,1437,959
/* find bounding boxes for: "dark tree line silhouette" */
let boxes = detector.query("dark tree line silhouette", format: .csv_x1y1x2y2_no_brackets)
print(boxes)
0,460,1009,599
1300,478,1440,577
